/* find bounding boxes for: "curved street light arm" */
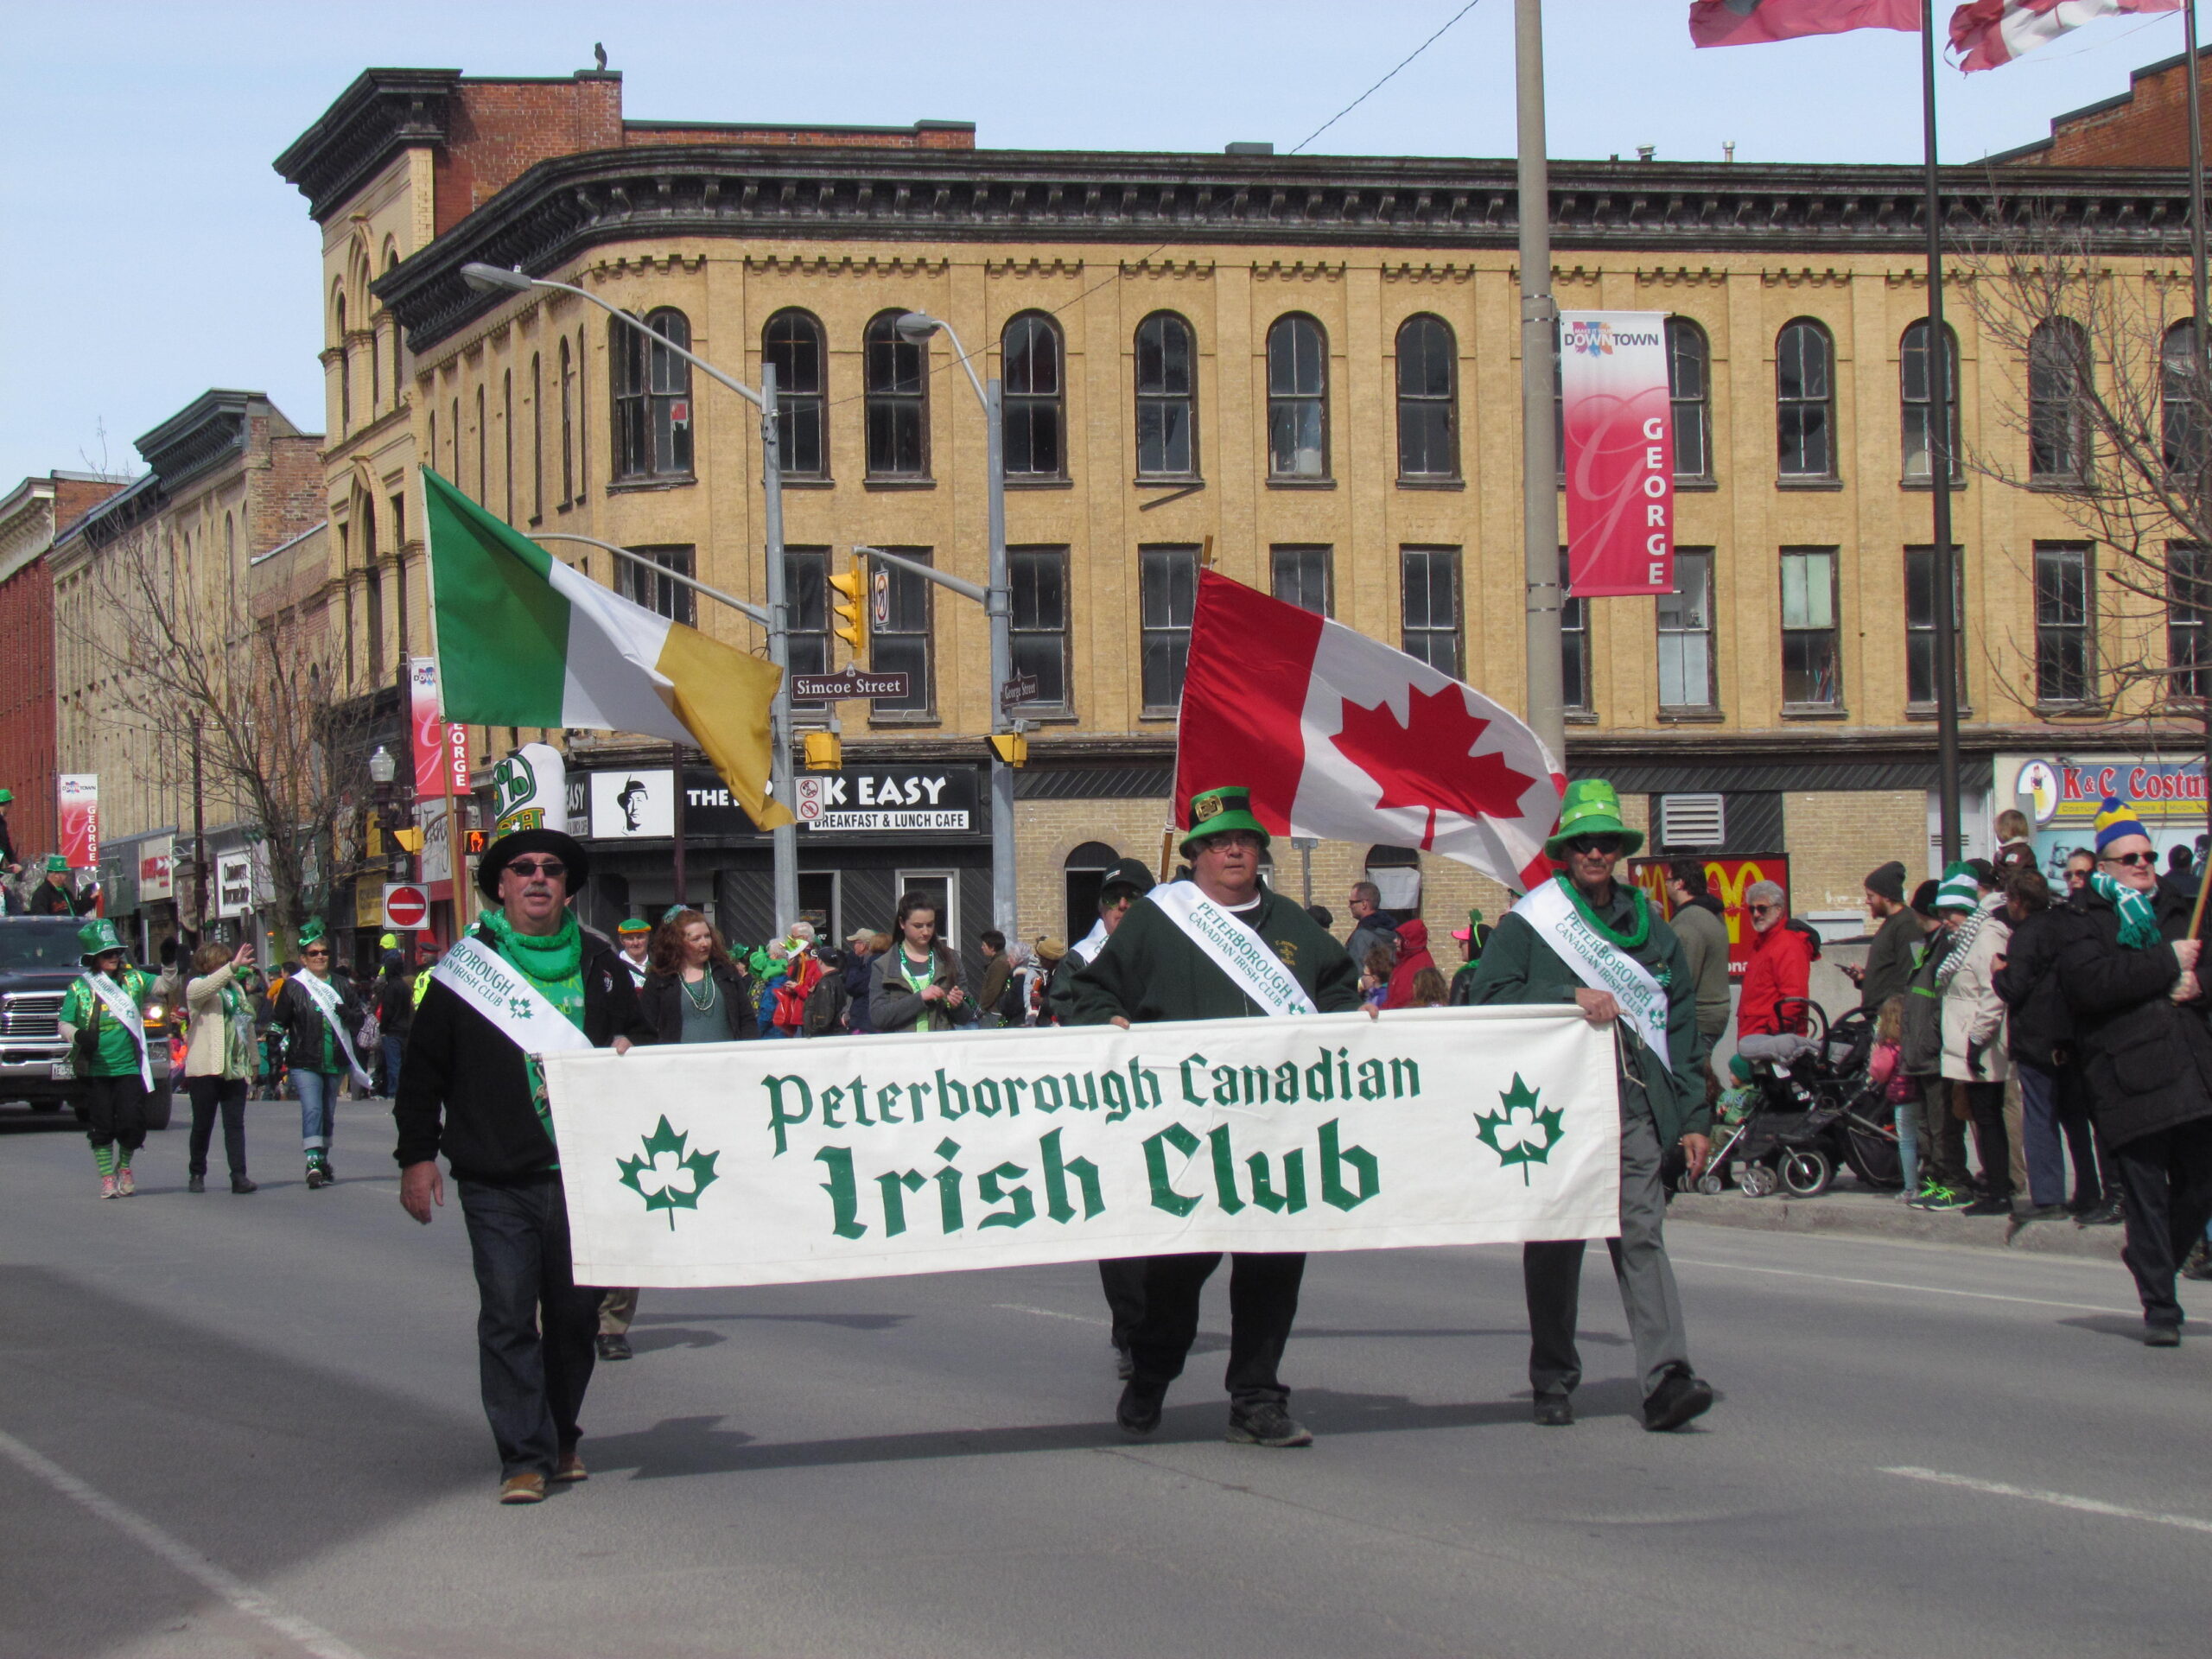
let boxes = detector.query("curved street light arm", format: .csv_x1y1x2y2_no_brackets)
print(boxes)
471,269,766,410
530,532,771,628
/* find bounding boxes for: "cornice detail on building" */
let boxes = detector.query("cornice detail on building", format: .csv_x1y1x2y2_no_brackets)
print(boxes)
1381,260,1478,283
740,252,951,277
1760,268,1855,287
985,255,1088,276
274,68,460,225
373,146,2212,352
1251,259,1346,282
1634,265,1730,287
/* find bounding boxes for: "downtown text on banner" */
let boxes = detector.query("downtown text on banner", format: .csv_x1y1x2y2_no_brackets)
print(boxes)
542,1007,1622,1288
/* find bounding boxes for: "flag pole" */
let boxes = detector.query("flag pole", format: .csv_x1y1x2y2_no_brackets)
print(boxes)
2186,1,2210,917
1923,0,1963,866
1516,0,1566,766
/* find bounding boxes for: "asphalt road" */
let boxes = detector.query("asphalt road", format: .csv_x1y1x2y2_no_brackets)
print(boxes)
2,1093,2208,1659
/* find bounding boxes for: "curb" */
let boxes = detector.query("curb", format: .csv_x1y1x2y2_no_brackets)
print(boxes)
1666,1190,2126,1262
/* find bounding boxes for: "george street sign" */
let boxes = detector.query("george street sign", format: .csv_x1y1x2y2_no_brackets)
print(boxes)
791,667,912,701
999,671,1039,711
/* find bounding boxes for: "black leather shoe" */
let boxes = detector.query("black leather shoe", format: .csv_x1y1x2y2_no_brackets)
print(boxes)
231,1175,257,1194
1116,1379,1165,1437
2145,1323,2183,1348
1532,1392,1574,1427
1643,1369,1714,1432
187,1173,206,1194
594,1333,632,1362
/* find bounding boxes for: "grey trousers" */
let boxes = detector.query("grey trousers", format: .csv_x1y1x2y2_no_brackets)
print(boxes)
1523,1091,1691,1401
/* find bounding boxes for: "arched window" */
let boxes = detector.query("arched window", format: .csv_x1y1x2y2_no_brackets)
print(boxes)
370,314,382,415
450,395,461,482
611,308,694,480
530,353,543,521
475,385,486,500
2029,318,2088,482
1395,314,1457,480
864,309,928,478
1901,319,1961,483
1777,318,1834,479
1064,840,1119,943
558,337,575,504
334,293,351,435
575,327,588,498
2164,319,2205,479
1135,311,1198,478
501,368,514,523
385,250,402,407
1001,312,1065,479
1667,319,1711,480
1267,314,1328,479
764,308,827,477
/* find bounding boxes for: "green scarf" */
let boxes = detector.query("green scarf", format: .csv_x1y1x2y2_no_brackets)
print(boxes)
479,910,587,1160
1555,873,1651,951
2090,870,2164,951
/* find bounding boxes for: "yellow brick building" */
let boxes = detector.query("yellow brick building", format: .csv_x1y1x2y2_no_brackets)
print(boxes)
280,65,2211,961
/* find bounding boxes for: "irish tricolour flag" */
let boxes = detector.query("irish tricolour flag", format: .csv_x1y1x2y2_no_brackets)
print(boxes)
422,466,791,828
1174,572,1565,893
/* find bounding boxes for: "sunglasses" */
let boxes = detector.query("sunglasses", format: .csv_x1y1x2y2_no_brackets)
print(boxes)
301,948,329,957
1747,903,1779,916
1560,836,1624,857
2103,850,2158,868
505,859,567,879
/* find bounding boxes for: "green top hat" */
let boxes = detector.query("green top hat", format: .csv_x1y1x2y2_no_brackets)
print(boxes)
78,918,124,960
1543,779,1644,859
1179,785,1272,855
44,854,68,874
297,918,327,949
617,917,652,936
0,788,13,804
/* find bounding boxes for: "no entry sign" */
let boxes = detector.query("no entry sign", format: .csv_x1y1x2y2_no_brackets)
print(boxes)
383,883,429,930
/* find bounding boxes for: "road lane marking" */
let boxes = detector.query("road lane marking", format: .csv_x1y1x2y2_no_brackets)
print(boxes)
993,1303,1109,1326
1672,1256,2135,1317
0,1427,369,1659
1882,1465,2212,1535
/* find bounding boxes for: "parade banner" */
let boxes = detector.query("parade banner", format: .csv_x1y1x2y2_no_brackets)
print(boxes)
544,1006,1621,1288
408,658,469,801
57,774,98,870
1559,311,1674,598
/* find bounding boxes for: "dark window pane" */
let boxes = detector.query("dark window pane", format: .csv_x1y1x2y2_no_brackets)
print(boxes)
1667,320,1710,480
613,544,696,627
1777,321,1834,478
865,314,928,477
870,547,932,714
1559,552,1588,710
1002,315,1065,479
1141,547,1198,710
1135,313,1198,477
1008,547,1068,708
1271,546,1332,616
1656,549,1713,708
766,311,827,476
2164,321,2206,477
1268,316,1327,478
1399,547,1461,677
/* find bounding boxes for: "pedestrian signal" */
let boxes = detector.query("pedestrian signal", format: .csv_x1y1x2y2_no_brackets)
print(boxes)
462,829,488,855
828,563,868,657
987,732,1028,767
803,731,842,771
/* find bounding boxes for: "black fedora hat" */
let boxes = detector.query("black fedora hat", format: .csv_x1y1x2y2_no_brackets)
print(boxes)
477,827,591,902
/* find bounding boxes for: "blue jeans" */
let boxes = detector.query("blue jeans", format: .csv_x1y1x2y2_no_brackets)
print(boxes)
457,1177,598,1478
380,1033,405,1100
1894,1100,1920,1195
295,1068,340,1153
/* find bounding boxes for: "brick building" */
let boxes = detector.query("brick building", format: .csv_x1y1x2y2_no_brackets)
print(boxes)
0,474,126,869
1995,48,2212,168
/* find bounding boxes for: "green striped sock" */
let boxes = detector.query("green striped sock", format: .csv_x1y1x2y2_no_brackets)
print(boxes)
114,1147,133,1170
91,1145,115,1179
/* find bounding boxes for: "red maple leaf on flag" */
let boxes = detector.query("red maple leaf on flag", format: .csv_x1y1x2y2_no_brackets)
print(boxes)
1330,684,1537,850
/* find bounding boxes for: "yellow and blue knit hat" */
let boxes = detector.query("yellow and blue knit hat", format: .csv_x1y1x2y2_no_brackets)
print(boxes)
2093,796,2150,855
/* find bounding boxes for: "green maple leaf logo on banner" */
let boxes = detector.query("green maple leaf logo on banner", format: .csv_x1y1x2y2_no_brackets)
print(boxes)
1473,1073,1566,1186
617,1116,721,1230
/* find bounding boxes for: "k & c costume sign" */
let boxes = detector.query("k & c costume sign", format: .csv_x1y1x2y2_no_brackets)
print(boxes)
543,1007,1621,1287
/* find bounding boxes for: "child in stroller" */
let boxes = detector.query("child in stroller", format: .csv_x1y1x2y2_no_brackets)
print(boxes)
1686,1001,1905,1198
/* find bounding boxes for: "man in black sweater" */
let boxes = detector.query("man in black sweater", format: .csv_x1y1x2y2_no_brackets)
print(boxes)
394,828,650,1504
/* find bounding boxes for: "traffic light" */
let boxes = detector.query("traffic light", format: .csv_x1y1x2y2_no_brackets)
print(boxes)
803,731,842,771
987,732,1028,767
828,559,868,658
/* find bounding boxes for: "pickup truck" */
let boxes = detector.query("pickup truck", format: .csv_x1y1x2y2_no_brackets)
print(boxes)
0,917,174,1128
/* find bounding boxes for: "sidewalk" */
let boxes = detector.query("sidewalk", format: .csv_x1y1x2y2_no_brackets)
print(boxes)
1667,1183,2126,1261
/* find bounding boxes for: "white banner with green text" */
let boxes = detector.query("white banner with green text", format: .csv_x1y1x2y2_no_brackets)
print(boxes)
543,1006,1622,1288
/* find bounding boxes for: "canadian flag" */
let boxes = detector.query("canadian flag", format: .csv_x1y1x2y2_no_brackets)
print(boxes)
1950,0,2182,71
1174,572,1566,893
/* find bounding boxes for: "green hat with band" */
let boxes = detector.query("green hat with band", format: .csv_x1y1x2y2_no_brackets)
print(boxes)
617,917,652,936
45,854,68,873
1179,785,1272,855
297,918,327,949
78,918,124,960
1542,779,1644,859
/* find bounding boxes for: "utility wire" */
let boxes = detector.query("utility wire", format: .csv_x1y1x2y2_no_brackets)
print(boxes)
1291,0,1486,153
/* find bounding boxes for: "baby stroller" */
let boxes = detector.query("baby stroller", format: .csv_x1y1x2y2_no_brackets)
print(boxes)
1693,1002,1904,1198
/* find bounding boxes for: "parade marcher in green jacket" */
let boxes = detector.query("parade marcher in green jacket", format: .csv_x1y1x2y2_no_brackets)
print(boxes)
58,918,157,1198
1070,787,1360,1449
1468,779,1717,1433
29,854,98,917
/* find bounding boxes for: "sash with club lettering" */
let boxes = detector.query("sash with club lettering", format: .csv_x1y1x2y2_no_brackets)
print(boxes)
1510,877,1671,1060
294,969,375,1090
433,935,595,1058
1142,882,1319,1017
81,971,152,1090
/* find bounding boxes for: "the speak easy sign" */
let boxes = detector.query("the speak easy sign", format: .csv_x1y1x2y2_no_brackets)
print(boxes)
543,1007,1620,1288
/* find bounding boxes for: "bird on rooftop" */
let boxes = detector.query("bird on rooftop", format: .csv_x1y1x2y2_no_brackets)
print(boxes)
594,42,607,71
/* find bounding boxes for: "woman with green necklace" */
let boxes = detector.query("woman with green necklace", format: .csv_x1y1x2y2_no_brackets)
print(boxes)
868,892,971,1034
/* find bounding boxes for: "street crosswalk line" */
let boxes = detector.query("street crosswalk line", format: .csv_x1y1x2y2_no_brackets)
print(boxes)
1883,1465,2212,1536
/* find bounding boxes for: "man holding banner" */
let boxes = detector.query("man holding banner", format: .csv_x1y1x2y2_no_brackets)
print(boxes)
394,827,651,1504
1470,780,1717,1433
1069,786,1360,1449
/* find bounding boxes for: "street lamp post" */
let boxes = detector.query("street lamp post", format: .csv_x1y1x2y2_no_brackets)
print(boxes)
895,311,1015,940
460,263,799,930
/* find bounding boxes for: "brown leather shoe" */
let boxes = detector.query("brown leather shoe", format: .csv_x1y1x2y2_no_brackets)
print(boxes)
498,1472,547,1504
552,1451,588,1484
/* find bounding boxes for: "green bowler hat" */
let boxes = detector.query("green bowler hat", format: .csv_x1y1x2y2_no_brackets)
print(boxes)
617,917,652,936
1543,779,1644,859
78,918,124,960
45,854,69,874
0,787,13,804
1180,785,1273,855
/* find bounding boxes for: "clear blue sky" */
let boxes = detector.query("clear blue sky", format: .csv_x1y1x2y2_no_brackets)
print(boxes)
0,0,2201,489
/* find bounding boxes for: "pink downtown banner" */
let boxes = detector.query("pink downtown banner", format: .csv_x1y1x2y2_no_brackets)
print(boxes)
1560,311,1675,599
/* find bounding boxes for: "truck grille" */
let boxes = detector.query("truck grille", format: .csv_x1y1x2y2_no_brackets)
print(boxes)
1,994,63,1039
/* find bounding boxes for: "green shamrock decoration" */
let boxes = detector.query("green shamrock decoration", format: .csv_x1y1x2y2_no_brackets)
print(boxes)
508,996,534,1020
617,1116,721,1230
1473,1073,1565,1186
